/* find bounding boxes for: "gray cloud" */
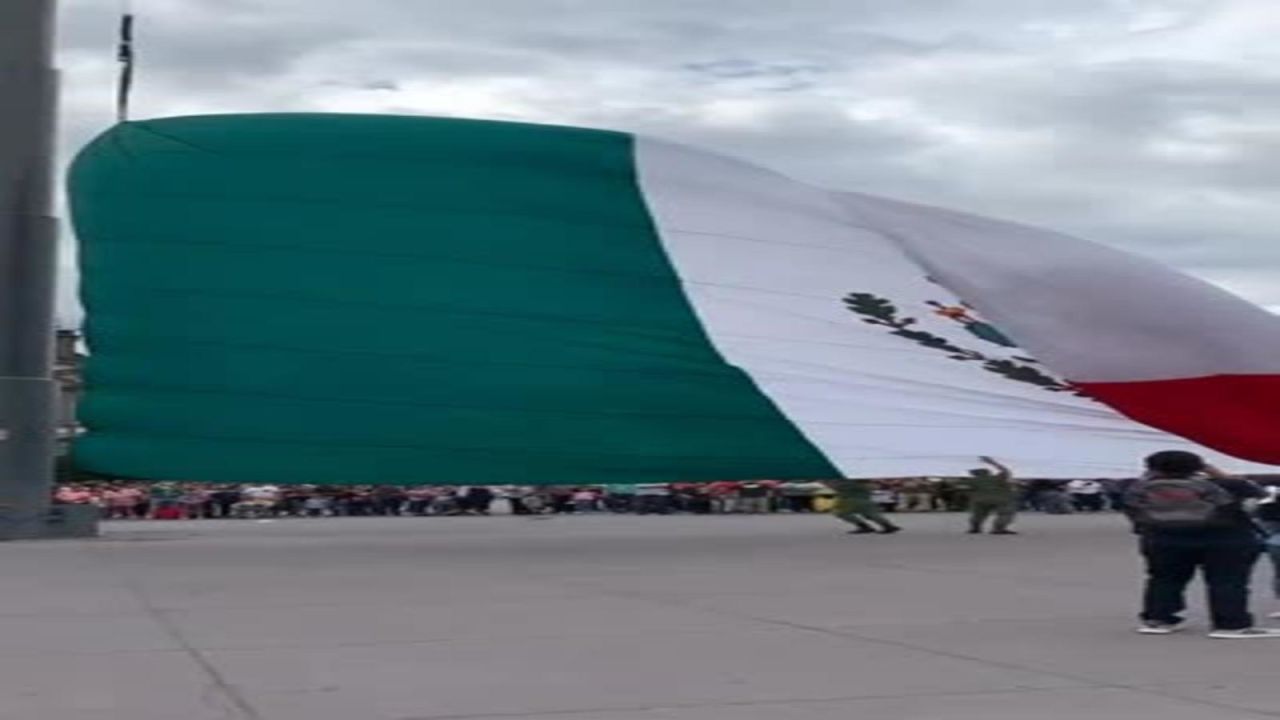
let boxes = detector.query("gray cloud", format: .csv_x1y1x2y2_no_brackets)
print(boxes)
53,0,1280,322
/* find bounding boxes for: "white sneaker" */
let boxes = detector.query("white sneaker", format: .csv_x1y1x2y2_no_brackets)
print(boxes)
1207,627,1280,639
1137,622,1184,635
1268,610,1280,619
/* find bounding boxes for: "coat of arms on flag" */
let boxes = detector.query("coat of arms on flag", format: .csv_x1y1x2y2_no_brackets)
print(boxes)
842,291,1084,395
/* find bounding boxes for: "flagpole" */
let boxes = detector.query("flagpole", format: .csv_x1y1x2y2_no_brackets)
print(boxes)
0,0,62,539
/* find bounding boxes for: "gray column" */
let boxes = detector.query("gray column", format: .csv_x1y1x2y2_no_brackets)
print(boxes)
0,0,63,539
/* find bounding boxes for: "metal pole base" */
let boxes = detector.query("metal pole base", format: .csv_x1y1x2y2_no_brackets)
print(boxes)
0,504,99,540
0,377,59,540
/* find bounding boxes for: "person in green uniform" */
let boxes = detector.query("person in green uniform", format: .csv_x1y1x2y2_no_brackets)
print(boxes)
959,456,1019,535
826,479,902,535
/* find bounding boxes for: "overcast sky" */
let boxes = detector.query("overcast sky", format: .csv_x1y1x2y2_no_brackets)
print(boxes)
54,0,1280,325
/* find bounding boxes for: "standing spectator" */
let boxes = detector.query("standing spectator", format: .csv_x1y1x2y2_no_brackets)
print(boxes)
522,491,549,515
1104,478,1129,511
407,487,434,516
547,487,575,514
572,488,599,513
56,485,94,505
150,482,184,519
302,494,330,518
707,481,740,514
684,486,714,515
900,478,934,512
600,484,634,513
1068,479,1106,512
430,488,462,515
1046,480,1075,514
464,486,495,515
1029,479,1073,514
929,478,950,511
781,481,822,513
937,480,969,512
1124,451,1279,638
329,489,352,516
210,486,241,518
762,481,785,513
234,484,279,518
96,486,119,519
959,457,1019,535
504,487,533,515
871,483,898,513
635,483,673,515
103,485,140,519
348,487,374,516
736,482,770,514
373,486,407,516
279,487,310,517
669,485,693,513
1018,481,1039,512
179,485,210,519
242,484,280,507
132,485,152,519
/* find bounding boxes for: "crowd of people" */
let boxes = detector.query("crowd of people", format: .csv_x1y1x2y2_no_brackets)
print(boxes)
52,453,1280,638
56,483,503,520
51,476,1141,521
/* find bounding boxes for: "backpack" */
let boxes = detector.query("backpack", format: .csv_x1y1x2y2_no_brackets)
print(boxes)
1124,476,1237,529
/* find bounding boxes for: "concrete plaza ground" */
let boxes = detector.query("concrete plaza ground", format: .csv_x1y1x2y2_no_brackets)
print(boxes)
2,511,1279,720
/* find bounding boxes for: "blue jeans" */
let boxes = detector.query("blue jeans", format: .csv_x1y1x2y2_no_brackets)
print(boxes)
1260,521,1280,600
1269,538,1280,600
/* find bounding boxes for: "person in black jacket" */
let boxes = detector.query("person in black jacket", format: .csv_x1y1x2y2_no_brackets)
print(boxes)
1124,451,1279,639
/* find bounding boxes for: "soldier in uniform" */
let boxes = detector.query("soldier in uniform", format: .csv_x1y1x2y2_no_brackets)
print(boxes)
826,479,902,534
959,456,1019,535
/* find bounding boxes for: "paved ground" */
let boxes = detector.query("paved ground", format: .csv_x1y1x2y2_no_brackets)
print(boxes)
2,512,1279,720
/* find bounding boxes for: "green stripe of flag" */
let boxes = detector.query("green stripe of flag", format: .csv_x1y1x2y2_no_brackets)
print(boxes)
70,114,837,484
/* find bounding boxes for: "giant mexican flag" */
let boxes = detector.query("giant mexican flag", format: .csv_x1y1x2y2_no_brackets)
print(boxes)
69,114,1280,484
